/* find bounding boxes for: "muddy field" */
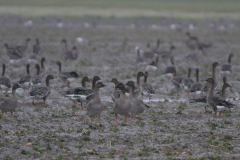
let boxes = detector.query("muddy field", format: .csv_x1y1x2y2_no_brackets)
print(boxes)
0,16,240,159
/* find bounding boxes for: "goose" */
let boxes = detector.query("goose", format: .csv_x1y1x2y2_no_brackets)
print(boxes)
171,68,185,94
85,76,101,103
33,38,42,54
141,71,155,101
113,83,131,123
158,45,176,60
63,76,91,110
61,39,78,61
0,84,22,121
186,32,212,52
29,75,54,106
190,68,203,95
126,81,145,121
221,53,234,76
0,64,12,93
16,38,31,55
110,78,121,102
56,61,79,87
186,46,206,62
201,62,220,94
87,82,106,124
152,39,161,53
19,64,32,90
205,78,234,117
4,43,22,63
182,68,194,95
133,71,145,99
142,43,155,59
136,47,146,67
145,55,158,72
31,64,42,86
163,55,176,79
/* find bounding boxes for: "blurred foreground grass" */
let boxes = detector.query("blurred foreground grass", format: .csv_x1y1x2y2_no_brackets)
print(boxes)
0,0,239,19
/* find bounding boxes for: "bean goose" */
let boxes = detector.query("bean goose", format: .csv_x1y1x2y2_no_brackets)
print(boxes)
201,62,220,94
182,68,194,95
63,76,91,110
221,53,234,76
163,56,176,79
142,43,155,59
110,78,121,102
19,64,31,90
29,75,54,106
4,43,22,62
133,71,145,99
113,83,131,123
205,78,234,117
0,63,12,92
145,55,158,72
190,68,203,95
31,64,42,86
16,38,31,55
61,39,78,61
87,82,106,124
56,61,79,87
171,68,184,94
126,81,145,121
141,71,155,101
0,84,21,121
39,57,46,77
33,38,42,54
158,45,176,60
85,76,101,102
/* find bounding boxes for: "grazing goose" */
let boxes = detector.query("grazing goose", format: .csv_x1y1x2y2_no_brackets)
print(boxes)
145,55,158,72
113,83,131,123
126,81,145,121
158,45,176,60
29,75,54,106
39,57,46,77
61,39,78,61
19,64,32,90
221,53,234,76
85,76,101,102
163,56,176,79
87,82,106,124
0,84,21,121
16,38,31,55
202,62,220,94
0,64,12,93
133,71,145,99
56,61,79,87
182,68,194,95
33,38,42,54
190,68,203,95
171,68,184,94
63,76,91,110
4,43,22,63
141,71,155,101
205,78,234,117
186,33,212,52
186,46,205,62
31,64,42,86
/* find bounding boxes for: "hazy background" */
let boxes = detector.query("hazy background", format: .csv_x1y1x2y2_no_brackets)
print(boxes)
0,0,239,19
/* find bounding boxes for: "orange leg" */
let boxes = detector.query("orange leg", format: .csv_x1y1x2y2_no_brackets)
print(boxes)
214,112,217,118
219,112,222,117
130,113,133,121
115,114,118,123
81,102,84,110
1,111,3,120
10,112,15,121
72,101,77,108
32,99,36,105
125,115,128,122
141,95,143,101
90,116,92,124
205,107,209,114
98,116,101,123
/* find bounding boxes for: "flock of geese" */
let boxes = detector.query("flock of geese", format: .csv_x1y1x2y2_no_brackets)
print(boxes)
0,33,236,124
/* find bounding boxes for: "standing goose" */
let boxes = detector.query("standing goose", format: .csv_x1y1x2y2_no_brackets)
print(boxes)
126,81,145,121
143,43,155,59
171,68,185,94
63,76,91,110
202,62,220,94
145,55,158,72
205,78,234,117
0,84,22,121
31,64,42,86
110,78,121,102
190,68,203,95
56,61,79,87
136,48,146,67
39,57,46,77
0,64,12,92
133,71,145,99
163,56,176,79
85,76,101,102
221,53,234,76
87,82,106,124
158,45,176,60
186,46,206,62
4,43,22,62
182,68,194,95
16,38,31,55
19,64,32,90
113,83,131,123
141,71,155,101
33,38,42,54
61,39,78,61
29,75,54,106
152,39,161,53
